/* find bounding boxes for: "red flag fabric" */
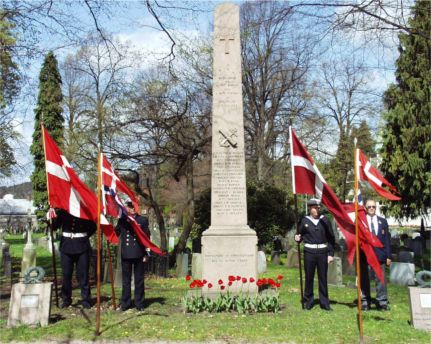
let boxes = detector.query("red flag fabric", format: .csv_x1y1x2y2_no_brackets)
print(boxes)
289,127,384,282
42,125,118,244
356,149,401,201
101,153,164,255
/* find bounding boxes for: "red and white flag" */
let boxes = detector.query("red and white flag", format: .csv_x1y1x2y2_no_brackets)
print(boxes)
356,149,401,201
289,127,384,282
100,153,163,255
42,125,118,244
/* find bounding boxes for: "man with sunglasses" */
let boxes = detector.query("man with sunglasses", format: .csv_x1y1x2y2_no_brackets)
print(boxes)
360,199,391,311
295,198,335,311
115,200,150,311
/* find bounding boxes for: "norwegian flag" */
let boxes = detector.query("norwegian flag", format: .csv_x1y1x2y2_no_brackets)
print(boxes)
42,125,118,243
100,153,163,255
356,149,401,201
289,127,384,282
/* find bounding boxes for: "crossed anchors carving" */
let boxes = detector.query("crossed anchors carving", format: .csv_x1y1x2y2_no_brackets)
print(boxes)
218,129,238,148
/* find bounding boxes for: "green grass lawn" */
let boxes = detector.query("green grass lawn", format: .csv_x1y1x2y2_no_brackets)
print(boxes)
0,235,430,343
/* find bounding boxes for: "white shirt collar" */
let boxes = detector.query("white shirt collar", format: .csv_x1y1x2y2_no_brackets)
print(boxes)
306,215,323,226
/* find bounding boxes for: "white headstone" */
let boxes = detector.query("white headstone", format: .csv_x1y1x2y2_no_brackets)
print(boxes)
257,251,267,274
201,2,258,295
8,282,52,327
390,262,415,286
408,287,431,331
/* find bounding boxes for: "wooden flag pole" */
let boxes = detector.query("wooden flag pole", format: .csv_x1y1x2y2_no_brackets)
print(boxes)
41,124,59,308
294,194,305,309
96,150,102,336
353,140,364,342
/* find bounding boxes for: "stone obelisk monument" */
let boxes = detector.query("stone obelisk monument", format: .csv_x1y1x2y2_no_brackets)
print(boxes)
201,2,258,295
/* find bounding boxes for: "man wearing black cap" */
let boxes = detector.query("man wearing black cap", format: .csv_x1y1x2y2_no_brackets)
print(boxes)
50,208,96,309
115,200,150,311
295,198,335,311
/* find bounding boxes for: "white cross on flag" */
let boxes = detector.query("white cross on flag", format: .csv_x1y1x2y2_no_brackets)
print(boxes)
101,153,163,255
356,149,401,201
42,125,118,244
289,127,384,282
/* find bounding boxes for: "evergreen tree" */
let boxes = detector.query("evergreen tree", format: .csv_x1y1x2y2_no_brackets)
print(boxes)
380,0,431,219
30,52,64,230
325,121,376,202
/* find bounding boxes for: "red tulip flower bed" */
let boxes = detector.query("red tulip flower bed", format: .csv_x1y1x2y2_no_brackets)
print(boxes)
183,274,284,314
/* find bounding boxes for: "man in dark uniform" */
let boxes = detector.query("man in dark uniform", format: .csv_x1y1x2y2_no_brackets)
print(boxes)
360,199,391,311
51,208,96,309
295,198,335,311
115,200,150,311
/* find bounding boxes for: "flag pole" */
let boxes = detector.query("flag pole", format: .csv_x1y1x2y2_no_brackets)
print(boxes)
100,152,117,310
41,124,59,308
294,195,304,309
289,125,304,309
354,140,364,341
96,150,102,336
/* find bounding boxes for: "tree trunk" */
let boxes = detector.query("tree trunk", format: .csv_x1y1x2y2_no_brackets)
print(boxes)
174,152,194,254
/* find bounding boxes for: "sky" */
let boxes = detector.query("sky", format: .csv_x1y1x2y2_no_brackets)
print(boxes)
3,0,406,188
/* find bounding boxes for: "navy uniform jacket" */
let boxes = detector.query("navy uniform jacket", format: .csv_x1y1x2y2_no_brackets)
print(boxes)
115,215,150,259
372,215,391,263
52,210,96,254
299,216,335,256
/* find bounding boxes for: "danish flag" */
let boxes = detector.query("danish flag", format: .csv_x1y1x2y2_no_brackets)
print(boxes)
42,125,118,243
289,127,384,282
356,149,401,201
100,153,163,255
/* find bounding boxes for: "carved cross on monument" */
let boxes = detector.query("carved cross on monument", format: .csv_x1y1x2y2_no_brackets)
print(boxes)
219,32,234,54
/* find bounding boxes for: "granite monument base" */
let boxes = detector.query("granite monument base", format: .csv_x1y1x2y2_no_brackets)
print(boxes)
201,232,258,296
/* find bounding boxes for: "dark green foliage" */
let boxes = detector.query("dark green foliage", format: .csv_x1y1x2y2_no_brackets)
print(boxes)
380,1,431,219
30,52,64,230
194,183,294,249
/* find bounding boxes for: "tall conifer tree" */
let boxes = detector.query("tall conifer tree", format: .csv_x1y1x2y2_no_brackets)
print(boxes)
380,0,431,219
30,52,64,230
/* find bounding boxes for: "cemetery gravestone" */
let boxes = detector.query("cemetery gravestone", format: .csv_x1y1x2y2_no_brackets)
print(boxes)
286,248,299,268
408,287,431,331
257,251,267,274
201,2,258,295
8,268,52,327
390,262,415,286
176,252,189,278
191,253,202,279
328,256,344,287
21,225,36,276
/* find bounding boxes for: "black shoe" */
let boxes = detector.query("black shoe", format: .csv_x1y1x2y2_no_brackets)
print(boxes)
321,306,333,311
59,301,71,309
305,304,314,310
361,305,370,311
136,307,145,312
120,305,131,312
81,301,91,309
377,304,389,311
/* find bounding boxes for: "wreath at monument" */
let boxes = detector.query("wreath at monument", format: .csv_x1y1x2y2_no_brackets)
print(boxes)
23,266,46,284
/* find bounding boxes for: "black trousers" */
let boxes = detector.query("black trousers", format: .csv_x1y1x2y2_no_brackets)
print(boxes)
303,250,330,308
60,250,91,304
360,251,388,307
121,257,145,309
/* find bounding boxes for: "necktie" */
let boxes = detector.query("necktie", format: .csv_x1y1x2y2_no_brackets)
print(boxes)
371,220,376,236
